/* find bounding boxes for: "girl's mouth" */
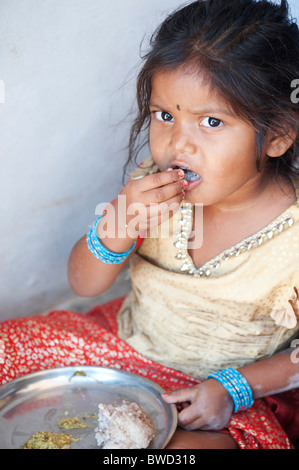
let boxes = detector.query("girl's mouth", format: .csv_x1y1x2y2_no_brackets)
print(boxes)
172,165,201,182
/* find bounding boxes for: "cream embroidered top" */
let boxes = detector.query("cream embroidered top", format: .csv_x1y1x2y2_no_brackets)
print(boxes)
117,157,299,379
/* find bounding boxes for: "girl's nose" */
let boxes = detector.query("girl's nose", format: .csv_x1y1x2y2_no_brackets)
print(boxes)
169,125,197,155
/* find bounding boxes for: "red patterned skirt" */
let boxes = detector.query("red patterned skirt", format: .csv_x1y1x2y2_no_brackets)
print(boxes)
0,296,298,449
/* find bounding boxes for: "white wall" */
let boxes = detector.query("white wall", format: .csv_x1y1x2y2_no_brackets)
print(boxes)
290,0,299,18
0,0,184,320
1,0,298,320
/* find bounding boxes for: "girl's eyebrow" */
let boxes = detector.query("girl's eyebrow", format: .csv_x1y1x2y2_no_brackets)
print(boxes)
191,107,236,117
149,101,164,108
149,101,236,117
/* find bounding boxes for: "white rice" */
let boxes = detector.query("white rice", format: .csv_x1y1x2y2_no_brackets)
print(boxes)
95,400,155,449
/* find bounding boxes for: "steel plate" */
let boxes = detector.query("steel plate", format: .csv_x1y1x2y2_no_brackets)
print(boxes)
0,366,177,449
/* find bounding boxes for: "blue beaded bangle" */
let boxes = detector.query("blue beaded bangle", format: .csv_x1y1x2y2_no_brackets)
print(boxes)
207,368,254,413
86,215,136,264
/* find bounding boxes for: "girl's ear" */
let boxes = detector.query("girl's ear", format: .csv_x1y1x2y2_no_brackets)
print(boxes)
266,129,297,158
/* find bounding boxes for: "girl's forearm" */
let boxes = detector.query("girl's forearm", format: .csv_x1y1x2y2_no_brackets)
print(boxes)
67,235,133,297
68,201,138,297
238,346,299,399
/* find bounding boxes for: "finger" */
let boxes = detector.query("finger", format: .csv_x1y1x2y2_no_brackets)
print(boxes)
147,197,182,219
143,179,187,205
177,401,225,432
178,411,224,432
177,402,212,431
178,402,202,428
137,169,185,192
176,401,190,413
178,418,204,431
126,195,183,234
123,170,185,207
161,387,197,404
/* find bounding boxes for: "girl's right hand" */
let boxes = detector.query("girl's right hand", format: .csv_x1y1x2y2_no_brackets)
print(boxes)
68,167,187,298
120,168,187,236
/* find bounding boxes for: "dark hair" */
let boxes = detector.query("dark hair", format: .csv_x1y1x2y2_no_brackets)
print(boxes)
123,0,299,181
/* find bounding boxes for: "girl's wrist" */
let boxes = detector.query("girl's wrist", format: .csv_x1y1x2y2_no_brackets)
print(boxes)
207,368,254,413
86,211,137,264
96,213,135,250
96,197,139,252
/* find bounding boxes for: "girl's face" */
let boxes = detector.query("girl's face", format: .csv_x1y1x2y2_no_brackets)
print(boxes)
149,68,266,208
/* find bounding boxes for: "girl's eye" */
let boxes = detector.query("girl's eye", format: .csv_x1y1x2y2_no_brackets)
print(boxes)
154,111,174,122
201,117,223,128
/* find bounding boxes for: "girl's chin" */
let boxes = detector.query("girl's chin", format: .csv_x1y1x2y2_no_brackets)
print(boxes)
182,178,202,202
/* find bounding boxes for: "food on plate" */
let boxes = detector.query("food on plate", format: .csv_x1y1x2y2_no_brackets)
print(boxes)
22,431,79,449
57,416,87,429
95,400,155,449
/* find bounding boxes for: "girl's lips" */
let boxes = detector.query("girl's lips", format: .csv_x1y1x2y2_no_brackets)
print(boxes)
185,176,202,191
169,163,201,184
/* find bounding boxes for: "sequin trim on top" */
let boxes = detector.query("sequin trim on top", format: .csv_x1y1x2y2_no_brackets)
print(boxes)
174,202,295,278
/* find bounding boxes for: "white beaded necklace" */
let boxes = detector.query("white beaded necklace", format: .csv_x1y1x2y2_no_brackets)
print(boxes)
174,202,295,278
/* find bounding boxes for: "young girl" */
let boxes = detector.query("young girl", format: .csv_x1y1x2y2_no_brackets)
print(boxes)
1,0,299,449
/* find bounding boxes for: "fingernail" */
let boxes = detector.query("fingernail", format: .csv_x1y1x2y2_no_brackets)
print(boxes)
182,180,188,188
181,190,185,198
178,169,185,177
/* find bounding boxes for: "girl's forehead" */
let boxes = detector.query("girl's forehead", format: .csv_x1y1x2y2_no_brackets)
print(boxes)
150,67,235,115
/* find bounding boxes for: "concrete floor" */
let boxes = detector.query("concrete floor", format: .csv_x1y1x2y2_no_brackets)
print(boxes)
41,267,132,314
